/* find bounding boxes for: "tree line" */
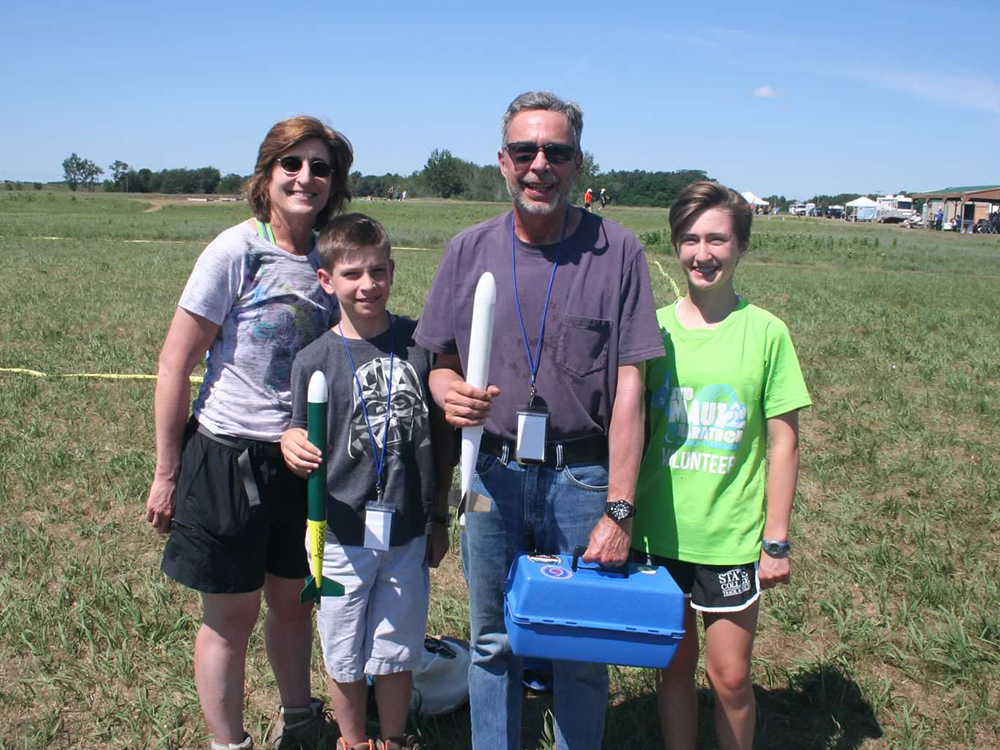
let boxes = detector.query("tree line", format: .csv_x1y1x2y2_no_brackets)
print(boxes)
62,154,244,194
350,148,712,208
61,149,710,208
60,151,902,210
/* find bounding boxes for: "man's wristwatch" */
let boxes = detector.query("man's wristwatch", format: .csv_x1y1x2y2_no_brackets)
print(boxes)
762,539,791,556
432,512,452,528
605,500,636,522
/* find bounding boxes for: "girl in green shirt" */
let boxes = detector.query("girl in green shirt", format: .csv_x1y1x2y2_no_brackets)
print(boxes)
633,181,811,750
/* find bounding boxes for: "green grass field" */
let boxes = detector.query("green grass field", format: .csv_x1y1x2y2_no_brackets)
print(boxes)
1,192,998,749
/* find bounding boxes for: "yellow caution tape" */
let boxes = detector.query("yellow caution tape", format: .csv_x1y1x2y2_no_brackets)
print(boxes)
0,368,203,383
0,367,47,377
649,259,682,300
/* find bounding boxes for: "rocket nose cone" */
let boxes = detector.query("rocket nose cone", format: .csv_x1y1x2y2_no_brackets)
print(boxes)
308,371,328,403
475,272,496,305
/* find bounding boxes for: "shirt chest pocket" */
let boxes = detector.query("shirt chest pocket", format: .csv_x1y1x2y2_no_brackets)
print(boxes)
556,315,612,378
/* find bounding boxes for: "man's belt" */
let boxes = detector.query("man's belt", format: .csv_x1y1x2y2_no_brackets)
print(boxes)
480,432,608,467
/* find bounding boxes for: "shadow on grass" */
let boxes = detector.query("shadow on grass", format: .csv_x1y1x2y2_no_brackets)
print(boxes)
403,690,554,750
605,663,883,750
365,663,882,749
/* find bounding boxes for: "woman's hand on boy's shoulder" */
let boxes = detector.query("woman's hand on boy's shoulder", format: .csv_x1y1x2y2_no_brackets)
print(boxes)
758,550,791,588
280,427,322,479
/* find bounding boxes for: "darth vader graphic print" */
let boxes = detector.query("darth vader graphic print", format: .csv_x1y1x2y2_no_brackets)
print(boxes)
348,356,430,460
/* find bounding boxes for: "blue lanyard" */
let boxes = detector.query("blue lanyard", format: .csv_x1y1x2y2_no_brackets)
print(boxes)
340,314,395,501
511,205,570,402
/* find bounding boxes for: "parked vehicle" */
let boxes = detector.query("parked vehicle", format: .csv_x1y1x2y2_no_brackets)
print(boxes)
973,218,998,234
876,194,916,224
790,203,808,216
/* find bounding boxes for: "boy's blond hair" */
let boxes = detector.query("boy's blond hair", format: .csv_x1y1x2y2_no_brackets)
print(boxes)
317,213,390,271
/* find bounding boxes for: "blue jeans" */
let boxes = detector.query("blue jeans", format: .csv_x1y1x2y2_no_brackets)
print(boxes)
461,452,610,750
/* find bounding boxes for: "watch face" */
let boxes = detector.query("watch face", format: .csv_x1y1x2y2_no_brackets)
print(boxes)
607,501,634,521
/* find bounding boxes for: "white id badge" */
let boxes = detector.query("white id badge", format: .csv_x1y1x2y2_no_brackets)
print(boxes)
363,505,392,551
516,408,548,465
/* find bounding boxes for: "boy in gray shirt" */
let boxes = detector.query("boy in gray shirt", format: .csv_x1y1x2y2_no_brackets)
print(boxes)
281,215,452,750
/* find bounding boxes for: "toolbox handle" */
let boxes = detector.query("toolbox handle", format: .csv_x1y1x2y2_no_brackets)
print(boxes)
570,546,630,579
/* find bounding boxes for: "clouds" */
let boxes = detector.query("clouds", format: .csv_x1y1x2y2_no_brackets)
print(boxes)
753,86,779,99
836,65,1000,116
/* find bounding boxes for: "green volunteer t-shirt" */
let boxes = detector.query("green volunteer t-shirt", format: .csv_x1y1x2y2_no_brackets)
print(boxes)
634,299,811,565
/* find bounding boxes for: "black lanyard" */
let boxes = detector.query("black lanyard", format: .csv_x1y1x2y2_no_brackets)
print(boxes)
511,206,570,404
340,314,395,502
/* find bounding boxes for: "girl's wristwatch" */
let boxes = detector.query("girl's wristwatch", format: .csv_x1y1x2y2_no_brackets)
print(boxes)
762,539,791,556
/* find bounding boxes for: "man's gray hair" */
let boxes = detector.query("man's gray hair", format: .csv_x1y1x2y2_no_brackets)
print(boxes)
501,91,584,151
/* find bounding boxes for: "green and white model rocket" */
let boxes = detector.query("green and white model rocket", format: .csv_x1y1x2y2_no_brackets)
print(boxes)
300,370,345,606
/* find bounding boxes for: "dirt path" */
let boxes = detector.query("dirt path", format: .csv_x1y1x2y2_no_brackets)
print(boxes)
139,197,193,213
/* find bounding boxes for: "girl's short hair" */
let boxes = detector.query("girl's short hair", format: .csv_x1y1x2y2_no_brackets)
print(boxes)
246,115,353,231
669,181,752,252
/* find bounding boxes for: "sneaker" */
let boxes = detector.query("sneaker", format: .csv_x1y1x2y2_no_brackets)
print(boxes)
337,740,374,750
212,734,254,750
375,737,420,750
269,697,330,750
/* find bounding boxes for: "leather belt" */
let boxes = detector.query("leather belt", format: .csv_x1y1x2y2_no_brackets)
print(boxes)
480,432,608,467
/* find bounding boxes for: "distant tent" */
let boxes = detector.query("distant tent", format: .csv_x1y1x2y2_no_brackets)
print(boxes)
740,190,770,206
846,196,878,221
845,196,878,207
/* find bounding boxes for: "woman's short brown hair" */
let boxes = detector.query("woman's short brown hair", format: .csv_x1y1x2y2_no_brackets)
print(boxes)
669,181,752,253
246,115,353,230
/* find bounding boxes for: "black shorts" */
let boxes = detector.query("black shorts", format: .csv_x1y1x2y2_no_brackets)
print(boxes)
161,420,310,594
633,550,760,613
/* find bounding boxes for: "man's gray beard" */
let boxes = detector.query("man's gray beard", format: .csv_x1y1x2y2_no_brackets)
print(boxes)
506,176,575,216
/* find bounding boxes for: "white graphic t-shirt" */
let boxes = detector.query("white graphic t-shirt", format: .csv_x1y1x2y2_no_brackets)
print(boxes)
180,221,337,442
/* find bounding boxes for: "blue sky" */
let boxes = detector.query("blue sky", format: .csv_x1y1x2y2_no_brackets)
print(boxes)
2,0,997,199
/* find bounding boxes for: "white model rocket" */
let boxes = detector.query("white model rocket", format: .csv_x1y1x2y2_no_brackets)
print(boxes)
460,272,497,510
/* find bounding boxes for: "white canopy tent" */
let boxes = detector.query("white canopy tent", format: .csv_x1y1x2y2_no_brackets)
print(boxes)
845,196,878,207
740,190,770,207
846,196,878,221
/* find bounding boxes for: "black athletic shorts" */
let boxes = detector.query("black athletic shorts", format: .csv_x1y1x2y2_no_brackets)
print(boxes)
633,550,760,613
161,419,310,594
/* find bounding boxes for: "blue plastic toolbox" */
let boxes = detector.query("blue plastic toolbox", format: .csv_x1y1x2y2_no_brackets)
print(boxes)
504,549,685,668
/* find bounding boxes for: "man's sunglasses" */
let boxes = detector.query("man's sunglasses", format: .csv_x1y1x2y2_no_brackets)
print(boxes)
504,141,577,166
277,155,333,178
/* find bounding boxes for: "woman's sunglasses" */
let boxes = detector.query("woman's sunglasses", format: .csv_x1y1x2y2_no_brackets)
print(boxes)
277,155,333,178
504,141,577,166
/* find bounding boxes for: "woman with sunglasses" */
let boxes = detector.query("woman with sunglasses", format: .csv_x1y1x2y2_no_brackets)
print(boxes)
145,116,352,750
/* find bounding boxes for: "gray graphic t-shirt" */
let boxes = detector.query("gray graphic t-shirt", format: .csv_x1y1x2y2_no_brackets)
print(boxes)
180,221,337,442
290,317,436,547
